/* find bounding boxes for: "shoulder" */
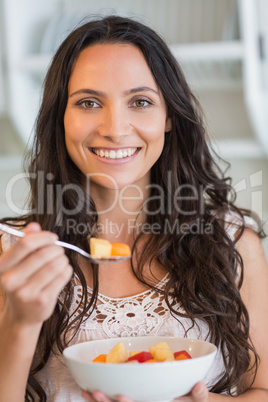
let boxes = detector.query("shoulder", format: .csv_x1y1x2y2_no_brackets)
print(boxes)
213,209,261,241
0,237,5,312
235,228,268,313
235,229,267,276
225,208,268,280
235,228,265,255
236,229,268,390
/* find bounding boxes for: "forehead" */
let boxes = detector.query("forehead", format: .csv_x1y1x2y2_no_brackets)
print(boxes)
68,43,158,90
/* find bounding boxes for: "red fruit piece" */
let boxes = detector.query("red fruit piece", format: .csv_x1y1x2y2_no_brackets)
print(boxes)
127,351,153,363
174,350,192,360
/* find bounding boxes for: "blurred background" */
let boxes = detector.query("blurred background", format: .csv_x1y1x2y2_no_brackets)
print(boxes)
0,0,267,255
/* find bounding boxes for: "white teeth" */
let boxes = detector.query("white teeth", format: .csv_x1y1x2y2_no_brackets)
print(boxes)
93,148,137,159
116,150,123,158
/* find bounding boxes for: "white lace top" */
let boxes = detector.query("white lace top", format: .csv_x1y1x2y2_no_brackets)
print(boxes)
35,274,224,402
0,214,257,401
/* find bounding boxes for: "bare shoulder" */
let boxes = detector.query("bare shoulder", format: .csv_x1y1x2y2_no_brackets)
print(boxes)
235,228,267,277
235,228,268,334
235,229,268,335
235,229,268,298
236,229,268,390
0,236,6,312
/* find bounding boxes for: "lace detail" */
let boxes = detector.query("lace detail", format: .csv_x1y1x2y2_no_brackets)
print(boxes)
70,274,174,338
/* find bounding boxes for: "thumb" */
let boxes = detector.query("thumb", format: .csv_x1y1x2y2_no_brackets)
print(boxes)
191,382,208,401
23,222,42,235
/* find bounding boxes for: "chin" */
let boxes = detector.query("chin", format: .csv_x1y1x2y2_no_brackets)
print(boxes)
85,177,137,192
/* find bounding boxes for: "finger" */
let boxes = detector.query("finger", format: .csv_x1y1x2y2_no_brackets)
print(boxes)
17,260,73,305
116,396,133,402
91,393,132,402
39,261,73,299
24,222,42,234
1,245,67,292
191,382,208,401
6,252,70,295
13,262,73,323
91,390,117,402
0,229,58,272
81,390,95,401
27,254,71,294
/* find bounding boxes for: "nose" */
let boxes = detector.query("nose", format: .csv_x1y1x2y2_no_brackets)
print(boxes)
96,105,132,141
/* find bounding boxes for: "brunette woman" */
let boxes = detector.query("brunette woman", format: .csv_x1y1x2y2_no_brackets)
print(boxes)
0,15,268,402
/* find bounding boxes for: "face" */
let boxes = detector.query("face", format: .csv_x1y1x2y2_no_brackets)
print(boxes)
64,43,171,192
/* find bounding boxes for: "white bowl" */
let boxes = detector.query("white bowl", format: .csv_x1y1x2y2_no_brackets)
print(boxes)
63,336,217,402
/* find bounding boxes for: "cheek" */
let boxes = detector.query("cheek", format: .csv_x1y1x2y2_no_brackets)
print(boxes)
145,131,166,156
64,112,90,145
143,128,165,166
136,114,167,141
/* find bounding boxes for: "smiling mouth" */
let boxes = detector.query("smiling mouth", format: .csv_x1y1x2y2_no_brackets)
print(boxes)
90,147,140,159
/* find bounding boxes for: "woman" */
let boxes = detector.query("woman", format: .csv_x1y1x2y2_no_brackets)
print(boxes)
0,15,268,402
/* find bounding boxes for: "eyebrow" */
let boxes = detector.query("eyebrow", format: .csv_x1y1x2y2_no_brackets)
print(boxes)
70,86,159,98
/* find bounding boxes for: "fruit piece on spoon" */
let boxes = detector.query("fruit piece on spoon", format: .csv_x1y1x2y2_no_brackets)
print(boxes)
111,242,131,257
89,238,131,258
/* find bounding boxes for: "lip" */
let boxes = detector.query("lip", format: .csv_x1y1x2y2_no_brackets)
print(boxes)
88,147,141,164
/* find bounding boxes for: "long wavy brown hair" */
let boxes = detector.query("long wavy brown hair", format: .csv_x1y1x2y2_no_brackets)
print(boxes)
1,15,265,401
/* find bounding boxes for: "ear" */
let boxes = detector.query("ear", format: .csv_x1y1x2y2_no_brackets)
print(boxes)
165,117,172,132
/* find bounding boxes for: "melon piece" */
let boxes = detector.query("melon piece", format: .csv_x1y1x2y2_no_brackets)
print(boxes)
106,342,128,363
89,238,112,258
149,342,175,362
111,242,131,257
92,354,107,363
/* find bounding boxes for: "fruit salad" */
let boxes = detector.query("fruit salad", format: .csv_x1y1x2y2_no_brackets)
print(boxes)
92,341,192,363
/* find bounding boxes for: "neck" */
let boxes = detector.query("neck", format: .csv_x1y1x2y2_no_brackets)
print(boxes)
89,182,149,243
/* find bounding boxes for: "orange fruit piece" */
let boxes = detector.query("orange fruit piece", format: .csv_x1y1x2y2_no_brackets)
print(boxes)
175,354,189,361
111,243,131,257
174,350,192,360
92,354,107,363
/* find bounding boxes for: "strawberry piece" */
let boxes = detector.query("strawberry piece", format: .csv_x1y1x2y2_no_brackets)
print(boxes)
174,350,192,360
127,351,153,363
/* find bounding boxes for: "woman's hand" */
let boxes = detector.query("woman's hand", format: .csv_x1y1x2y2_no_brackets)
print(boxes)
81,382,208,402
81,390,131,402
0,222,73,326
174,382,208,401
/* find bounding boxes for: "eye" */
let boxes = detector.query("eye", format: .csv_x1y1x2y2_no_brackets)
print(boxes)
131,98,152,108
77,100,100,109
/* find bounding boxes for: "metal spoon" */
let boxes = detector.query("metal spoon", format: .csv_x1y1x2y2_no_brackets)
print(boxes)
0,223,131,265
